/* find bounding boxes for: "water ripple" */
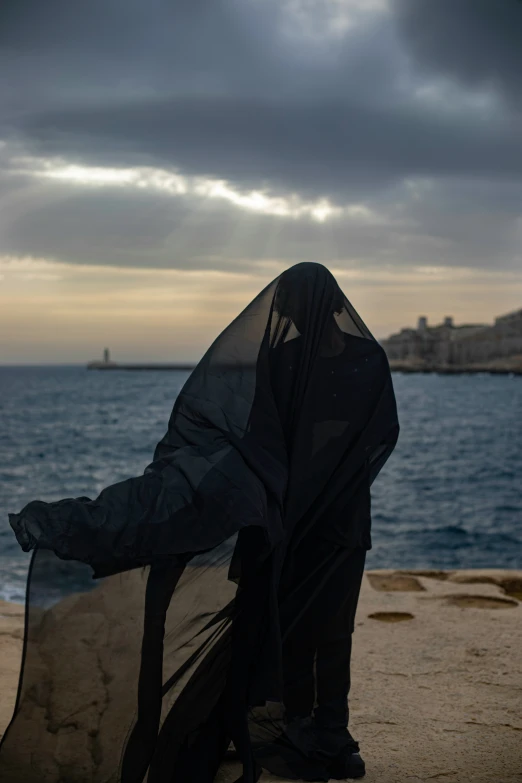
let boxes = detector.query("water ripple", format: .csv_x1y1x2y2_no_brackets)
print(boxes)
0,366,521,599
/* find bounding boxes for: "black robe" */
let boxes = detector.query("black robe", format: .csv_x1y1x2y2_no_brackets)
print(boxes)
0,262,399,782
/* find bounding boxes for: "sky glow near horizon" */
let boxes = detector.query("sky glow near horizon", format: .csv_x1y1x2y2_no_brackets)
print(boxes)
2,0,522,362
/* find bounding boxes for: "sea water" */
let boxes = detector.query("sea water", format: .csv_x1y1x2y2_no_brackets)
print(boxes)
1,365,521,603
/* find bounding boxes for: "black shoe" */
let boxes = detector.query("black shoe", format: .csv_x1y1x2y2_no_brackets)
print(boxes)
327,746,366,779
306,721,366,780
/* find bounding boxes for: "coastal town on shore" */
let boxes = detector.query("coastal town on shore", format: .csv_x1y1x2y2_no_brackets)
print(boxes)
382,306,522,373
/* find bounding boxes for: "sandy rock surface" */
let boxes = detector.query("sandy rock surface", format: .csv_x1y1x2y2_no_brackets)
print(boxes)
0,601,25,742
1,568,521,783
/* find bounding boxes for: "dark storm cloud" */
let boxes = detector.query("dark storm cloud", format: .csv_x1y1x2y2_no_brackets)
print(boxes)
1,0,520,202
1,0,522,274
393,0,522,105
0,0,292,113
2,0,522,196
7,95,522,204
0,1,397,199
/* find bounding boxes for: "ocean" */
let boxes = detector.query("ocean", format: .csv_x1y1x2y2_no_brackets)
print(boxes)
1,365,521,603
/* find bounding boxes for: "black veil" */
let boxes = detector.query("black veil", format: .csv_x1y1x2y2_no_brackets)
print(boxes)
1,262,399,782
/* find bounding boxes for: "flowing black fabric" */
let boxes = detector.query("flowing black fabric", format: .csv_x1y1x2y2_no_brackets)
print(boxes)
1,262,399,782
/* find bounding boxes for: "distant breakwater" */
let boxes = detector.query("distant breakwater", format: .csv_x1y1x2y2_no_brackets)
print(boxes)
87,361,522,375
87,362,196,371
389,362,522,375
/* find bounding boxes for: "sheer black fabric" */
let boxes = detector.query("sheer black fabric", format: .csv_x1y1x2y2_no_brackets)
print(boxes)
1,262,399,782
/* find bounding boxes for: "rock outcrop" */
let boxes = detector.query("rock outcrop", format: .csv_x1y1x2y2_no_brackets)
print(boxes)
1,568,521,783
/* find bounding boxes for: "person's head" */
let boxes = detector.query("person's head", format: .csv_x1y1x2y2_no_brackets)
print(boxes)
274,263,344,334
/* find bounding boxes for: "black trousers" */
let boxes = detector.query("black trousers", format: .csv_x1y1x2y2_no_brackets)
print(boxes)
281,539,367,730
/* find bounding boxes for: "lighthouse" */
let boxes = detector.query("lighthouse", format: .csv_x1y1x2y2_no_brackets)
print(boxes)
87,348,118,369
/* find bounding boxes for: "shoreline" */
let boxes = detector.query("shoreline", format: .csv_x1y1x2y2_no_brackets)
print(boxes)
388,362,522,375
85,361,522,374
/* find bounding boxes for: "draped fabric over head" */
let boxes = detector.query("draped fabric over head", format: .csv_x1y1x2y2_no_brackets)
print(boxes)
1,262,399,783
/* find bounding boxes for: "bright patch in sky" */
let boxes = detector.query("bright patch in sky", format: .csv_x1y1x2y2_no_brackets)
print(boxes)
412,78,501,120
279,0,388,42
12,155,361,223
0,255,64,280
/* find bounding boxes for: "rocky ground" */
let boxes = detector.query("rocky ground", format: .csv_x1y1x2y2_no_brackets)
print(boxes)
1,568,521,783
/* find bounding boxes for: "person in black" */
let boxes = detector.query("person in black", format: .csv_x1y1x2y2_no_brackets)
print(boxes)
2,262,399,783
255,267,391,779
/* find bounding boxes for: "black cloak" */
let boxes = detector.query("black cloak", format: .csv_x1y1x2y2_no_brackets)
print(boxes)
0,262,399,783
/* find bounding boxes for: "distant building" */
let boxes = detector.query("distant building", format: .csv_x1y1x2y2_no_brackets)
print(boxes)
381,307,522,366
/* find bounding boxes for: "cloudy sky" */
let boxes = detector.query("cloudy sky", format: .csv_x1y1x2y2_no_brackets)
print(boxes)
1,0,522,363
